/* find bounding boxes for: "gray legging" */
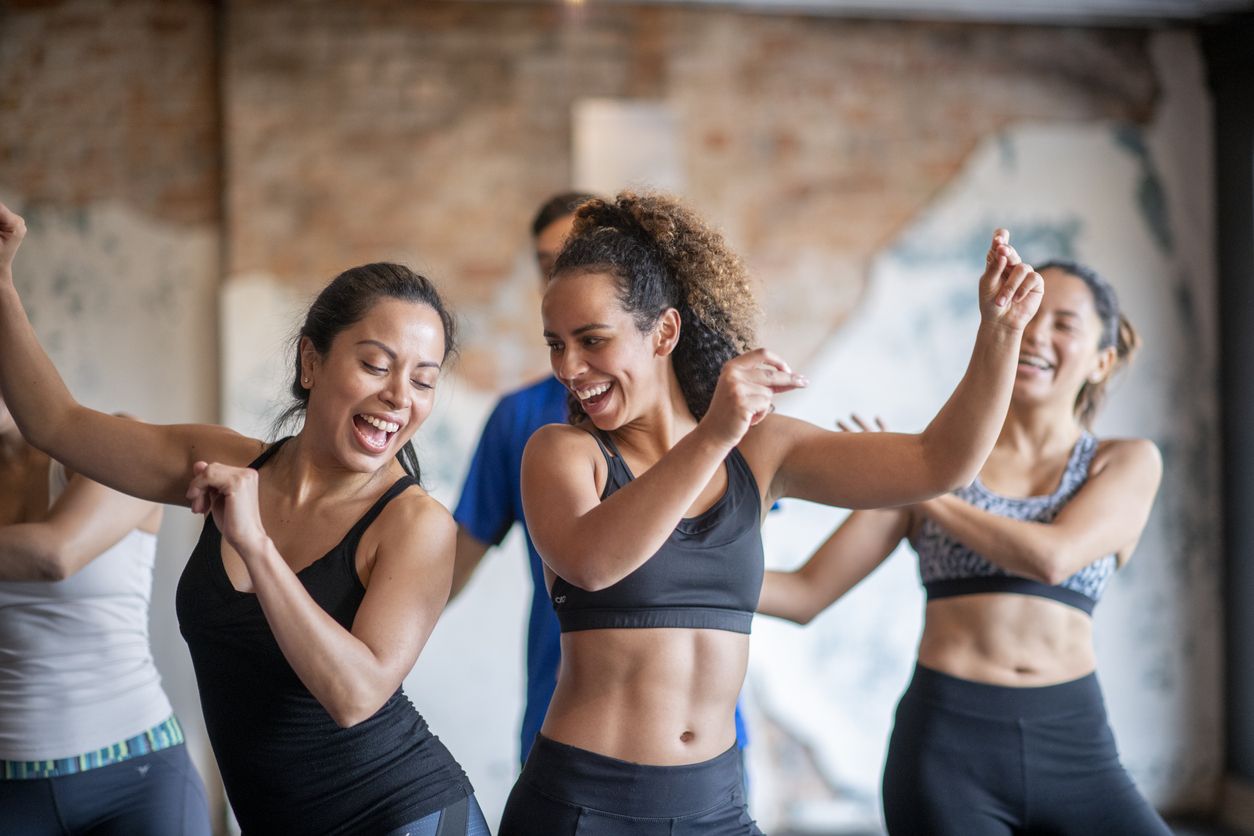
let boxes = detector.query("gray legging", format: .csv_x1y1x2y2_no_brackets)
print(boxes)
0,744,210,836
882,664,1171,836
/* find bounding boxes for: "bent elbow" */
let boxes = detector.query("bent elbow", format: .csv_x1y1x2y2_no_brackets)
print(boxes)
327,698,383,729
1037,552,1074,586
34,550,76,582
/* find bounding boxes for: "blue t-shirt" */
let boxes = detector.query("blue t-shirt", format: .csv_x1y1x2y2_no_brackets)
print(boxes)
454,375,749,764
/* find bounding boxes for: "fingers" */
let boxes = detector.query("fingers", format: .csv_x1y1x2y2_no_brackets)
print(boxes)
995,262,1035,309
186,461,256,511
836,413,888,432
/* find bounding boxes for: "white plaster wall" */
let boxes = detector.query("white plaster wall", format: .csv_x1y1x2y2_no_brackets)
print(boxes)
1,196,223,819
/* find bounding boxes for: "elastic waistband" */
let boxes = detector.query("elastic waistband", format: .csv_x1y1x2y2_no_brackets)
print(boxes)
903,664,1105,720
557,606,753,634
520,734,743,818
2,716,185,780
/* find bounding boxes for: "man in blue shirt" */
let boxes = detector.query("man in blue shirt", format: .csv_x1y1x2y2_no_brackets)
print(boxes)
452,193,749,767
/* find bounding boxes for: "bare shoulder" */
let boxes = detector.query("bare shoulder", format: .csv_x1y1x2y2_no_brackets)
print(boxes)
373,486,456,563
527,421,600,456
1092,437,1162,482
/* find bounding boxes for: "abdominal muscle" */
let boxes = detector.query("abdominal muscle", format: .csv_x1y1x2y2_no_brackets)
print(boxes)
918,593,1096,686
542,627,747,765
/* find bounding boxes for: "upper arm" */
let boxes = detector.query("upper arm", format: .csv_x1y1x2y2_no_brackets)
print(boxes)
34,406,263,506
761,415,959,509
519,424,602,575
1053,438,1162,567
27,471,161,578
350,494,458,683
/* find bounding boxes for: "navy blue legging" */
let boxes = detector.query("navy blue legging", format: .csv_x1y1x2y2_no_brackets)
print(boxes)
381,794,491,836
0,744,210,836
882,664,1171,836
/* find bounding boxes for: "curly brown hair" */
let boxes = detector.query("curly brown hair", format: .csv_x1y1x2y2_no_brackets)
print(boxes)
552,191,760,421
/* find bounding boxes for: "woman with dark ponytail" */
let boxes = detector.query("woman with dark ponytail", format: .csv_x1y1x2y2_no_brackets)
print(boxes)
760,260,1168,835
0,204,487,835
498,191,1044,834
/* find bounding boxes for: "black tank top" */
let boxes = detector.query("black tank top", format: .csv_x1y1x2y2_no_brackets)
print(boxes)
175,439,470,835
550,429,765,633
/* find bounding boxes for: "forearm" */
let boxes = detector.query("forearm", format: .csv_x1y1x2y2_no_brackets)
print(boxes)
0,282,82,452
919,322,1021,491
247,540,400,727
532,428,731,591
0,526,63,581
923,498,1064,583
758,571,824,624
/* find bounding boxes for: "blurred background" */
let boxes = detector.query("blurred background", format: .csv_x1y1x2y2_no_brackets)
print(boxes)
2,0,1252,833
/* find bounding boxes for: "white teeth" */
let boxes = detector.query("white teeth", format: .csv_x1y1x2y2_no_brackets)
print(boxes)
360,415,400,433
575,382,611,401
1019,356,1052,370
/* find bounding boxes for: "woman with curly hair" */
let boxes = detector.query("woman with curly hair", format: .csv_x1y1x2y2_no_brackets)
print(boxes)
497,191,1044,835
759,261,1168,835
0,202,486,835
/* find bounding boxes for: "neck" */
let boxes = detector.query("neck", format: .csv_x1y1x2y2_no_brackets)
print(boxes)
999,400,1084,457
269,431,392,506
611,368,698,463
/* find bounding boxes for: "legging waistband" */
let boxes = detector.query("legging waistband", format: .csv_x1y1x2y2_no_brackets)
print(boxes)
1,715,185,780
902,663,1104,720
519,734,743,818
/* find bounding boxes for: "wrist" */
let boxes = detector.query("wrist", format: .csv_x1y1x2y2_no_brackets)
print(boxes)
977,318,1024,343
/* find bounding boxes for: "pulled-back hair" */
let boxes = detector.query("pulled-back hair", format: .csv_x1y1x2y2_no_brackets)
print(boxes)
552,192,758,422
275,262,457,482
1037,259,1139,428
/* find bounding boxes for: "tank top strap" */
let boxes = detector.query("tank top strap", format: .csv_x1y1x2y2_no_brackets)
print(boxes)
248,437,291,470
724,447,763,515
341,476,419,547
1056,432,1098,496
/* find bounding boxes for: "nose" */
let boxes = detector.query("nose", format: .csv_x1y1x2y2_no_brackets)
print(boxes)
1021,314,1047,348
380,371,412,410
555,345,587,384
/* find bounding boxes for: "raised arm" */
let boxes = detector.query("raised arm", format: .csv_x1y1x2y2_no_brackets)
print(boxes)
758,507,911,624
187,461,456,728
764,232,1043,509
916,439,1162,584
522,348,806,591
0,466,160,582
0,203,258,504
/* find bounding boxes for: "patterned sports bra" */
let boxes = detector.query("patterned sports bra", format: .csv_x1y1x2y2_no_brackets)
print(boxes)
908,432,1116,615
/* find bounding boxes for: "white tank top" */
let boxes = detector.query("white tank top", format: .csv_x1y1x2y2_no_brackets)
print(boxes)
0,461,172,760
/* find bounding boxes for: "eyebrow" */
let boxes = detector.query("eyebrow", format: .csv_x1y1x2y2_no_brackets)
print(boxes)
356,339,441,368
542,323,613,338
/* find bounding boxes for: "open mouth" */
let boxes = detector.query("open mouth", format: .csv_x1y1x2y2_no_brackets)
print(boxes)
574,381,614,412
352,413,401,453
1017,355,1054,375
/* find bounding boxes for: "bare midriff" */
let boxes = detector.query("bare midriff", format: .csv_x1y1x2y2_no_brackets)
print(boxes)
919,594,1095,686
542,627,747,765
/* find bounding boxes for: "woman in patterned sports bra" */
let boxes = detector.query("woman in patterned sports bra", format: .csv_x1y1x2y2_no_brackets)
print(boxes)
498,192,1043,835
760,260,1168,835
0,203,485,835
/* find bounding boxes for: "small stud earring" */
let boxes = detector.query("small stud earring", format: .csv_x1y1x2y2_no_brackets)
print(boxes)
302,377,311,386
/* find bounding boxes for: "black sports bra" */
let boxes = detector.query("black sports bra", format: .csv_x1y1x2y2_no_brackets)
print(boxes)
550,430,764,634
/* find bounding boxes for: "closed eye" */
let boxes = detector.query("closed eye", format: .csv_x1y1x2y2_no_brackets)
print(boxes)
363,362,386,374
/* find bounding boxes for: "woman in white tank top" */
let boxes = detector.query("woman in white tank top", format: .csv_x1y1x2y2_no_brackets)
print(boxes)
0,396,211,833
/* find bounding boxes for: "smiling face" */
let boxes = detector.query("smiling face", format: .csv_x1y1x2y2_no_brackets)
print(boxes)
300,297,446,472
542,271,677,430
1014,267,1116,415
